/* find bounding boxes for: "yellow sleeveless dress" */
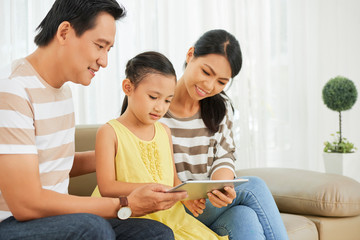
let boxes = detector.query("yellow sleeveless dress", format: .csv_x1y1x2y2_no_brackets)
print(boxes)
92,119,228,240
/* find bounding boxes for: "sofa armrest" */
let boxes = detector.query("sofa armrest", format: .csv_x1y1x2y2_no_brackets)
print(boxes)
236,168,360,217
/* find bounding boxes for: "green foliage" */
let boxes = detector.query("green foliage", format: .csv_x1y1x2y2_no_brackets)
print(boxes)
322,76,357,111
324,132,357,153
322,76,358,153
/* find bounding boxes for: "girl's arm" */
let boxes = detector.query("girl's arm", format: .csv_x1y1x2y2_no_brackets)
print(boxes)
162,123,206,216
95,123,148,197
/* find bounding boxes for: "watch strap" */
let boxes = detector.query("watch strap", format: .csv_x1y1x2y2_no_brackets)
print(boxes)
119,196,128,207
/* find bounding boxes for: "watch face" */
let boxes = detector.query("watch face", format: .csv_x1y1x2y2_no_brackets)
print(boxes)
117,207,132,220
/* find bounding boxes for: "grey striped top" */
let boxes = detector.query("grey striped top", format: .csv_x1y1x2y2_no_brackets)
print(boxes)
160,103,236,181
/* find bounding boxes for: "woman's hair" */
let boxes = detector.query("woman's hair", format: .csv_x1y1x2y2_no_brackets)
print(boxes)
187,29,242,132
121,51,177,115
34,0,126,47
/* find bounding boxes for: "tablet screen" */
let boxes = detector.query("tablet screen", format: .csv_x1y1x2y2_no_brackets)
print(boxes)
167,179,249,200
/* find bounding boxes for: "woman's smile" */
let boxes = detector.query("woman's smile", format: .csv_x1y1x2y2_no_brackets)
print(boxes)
195,85,208,97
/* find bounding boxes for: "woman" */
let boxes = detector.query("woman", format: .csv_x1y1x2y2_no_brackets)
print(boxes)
160,29,289,240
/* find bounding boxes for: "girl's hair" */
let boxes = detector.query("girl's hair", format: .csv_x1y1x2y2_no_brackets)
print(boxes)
187,29,242,133
35,0,125,47
121,51,177,115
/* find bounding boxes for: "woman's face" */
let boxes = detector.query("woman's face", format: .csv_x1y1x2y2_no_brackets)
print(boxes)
183,48,232,101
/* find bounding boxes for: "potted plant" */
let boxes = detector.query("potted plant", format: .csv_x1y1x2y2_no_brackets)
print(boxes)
322,76,358,181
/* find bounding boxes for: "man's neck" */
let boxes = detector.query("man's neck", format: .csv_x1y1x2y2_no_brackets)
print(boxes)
26,46,65,89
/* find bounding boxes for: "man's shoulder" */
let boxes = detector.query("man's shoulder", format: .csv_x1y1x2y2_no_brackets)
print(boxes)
0,58,27,79
0,63,12,80
0,59,45,96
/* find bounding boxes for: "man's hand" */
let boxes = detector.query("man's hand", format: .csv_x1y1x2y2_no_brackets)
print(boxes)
127,184,187,217
207,186,236,208
182,199,206,217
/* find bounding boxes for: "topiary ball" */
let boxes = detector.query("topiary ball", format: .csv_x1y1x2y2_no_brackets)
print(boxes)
322,76,357,112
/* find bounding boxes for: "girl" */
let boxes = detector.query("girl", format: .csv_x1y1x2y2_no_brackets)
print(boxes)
160,29,289,240
92,51,228,240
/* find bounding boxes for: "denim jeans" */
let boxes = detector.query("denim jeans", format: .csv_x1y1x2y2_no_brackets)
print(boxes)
0,213,174,240
186,176,289,240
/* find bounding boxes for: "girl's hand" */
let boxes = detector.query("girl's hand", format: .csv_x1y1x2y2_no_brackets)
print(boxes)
207,186,236,208
182,198,206,217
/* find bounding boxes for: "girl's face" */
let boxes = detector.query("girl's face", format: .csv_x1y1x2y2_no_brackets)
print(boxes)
183,48,232,101
126,73,176,125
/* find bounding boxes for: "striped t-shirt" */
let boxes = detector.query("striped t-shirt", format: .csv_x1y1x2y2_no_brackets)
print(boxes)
0,58,75,222
160,103,236,181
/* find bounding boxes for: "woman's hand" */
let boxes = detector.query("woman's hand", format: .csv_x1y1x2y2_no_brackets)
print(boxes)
182,198,206,217
207,186,236,208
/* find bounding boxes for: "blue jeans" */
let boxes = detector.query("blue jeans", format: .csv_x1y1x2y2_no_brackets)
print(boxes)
186,176,289,240
0,213,174,240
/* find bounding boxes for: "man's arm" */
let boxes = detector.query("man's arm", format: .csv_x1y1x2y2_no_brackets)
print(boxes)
70,151,96,177
0,154,187,221
0,154,119,221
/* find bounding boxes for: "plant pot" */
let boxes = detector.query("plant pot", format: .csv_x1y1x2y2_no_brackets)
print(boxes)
323,152,360,182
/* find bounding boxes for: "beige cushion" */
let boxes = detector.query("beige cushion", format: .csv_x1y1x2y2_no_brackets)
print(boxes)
280,213,318,240
237,168,360,217
74,124,99,151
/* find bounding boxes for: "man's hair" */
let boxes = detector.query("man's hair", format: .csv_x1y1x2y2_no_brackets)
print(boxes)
34,0,126,46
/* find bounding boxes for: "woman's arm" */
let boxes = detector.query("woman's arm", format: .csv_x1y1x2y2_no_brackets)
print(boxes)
211,168,235,180
208,105,238,207
95,123,148,197
209,103,237,180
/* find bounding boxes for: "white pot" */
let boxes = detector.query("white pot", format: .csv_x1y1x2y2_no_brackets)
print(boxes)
323,152,360,182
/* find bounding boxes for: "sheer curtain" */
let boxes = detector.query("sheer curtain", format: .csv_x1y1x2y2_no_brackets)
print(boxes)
1,0,360,171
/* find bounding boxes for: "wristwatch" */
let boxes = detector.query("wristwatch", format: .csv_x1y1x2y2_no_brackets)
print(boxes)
117,196,132,220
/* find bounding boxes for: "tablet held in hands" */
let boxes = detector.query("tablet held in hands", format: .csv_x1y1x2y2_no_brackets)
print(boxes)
166,179,249,200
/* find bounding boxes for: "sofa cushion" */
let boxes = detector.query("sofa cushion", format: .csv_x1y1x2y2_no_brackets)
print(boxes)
280,213,318,240
237,168,360,217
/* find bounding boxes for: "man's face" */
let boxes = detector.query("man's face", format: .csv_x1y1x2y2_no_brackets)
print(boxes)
63,12,116,86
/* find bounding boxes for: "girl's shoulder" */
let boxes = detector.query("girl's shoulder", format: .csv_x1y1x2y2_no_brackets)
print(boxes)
157,121,170,132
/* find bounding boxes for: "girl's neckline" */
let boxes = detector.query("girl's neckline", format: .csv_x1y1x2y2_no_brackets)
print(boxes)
113,119,157,143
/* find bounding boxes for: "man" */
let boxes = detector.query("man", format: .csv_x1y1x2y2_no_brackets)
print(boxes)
0,0,186,239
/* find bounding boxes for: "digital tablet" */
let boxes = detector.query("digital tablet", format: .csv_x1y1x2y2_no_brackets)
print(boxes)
166,179,249,200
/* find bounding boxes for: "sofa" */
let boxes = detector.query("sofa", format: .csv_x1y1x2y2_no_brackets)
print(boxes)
70,125,360,240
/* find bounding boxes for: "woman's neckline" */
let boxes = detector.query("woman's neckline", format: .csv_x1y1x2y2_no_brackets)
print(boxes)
166,110,201,121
